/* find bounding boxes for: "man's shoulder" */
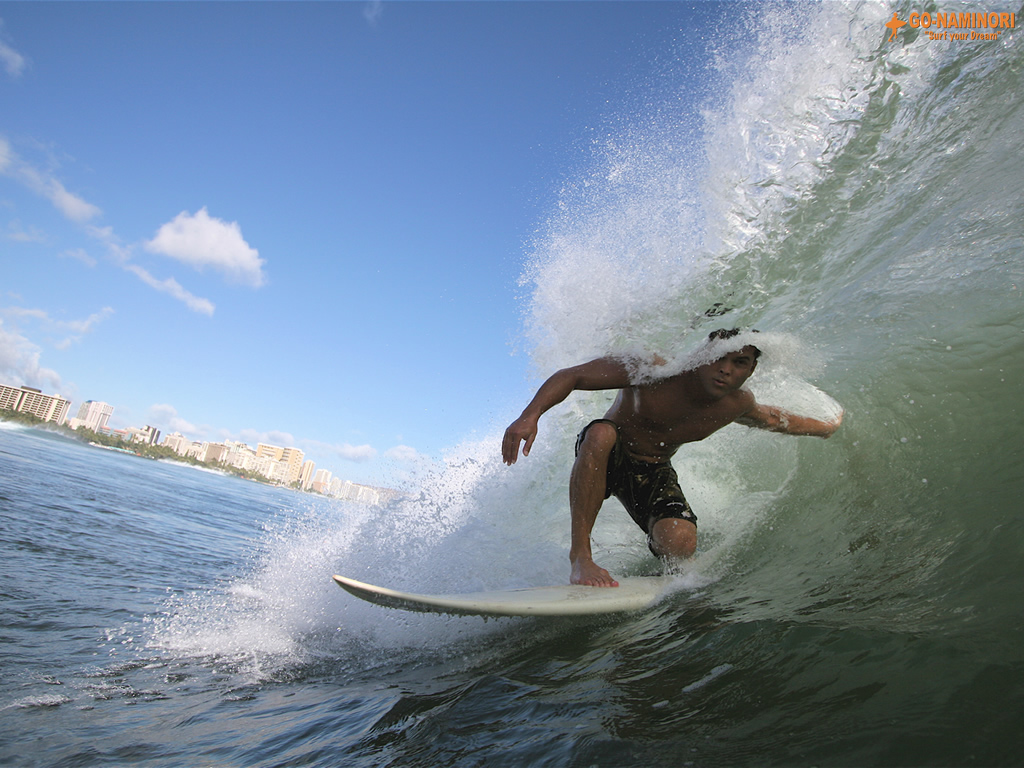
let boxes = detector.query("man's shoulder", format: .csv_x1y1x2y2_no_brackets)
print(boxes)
735,387,756,405
725,388,756,414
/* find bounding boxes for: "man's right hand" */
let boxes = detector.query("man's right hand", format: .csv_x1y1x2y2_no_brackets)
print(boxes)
502,415,538,465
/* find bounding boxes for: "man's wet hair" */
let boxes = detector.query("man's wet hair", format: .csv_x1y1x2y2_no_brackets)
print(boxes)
708,328,762,359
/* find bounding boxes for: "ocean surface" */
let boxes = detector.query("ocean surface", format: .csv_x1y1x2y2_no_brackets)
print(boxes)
3,3,1023,766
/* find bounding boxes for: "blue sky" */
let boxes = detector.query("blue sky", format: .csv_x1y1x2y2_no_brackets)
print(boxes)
0,1,719,485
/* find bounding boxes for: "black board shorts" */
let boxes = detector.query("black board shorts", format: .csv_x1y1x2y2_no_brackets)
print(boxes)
575,419,697,541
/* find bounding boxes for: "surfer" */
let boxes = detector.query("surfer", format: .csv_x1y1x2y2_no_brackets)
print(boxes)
502,329,843,587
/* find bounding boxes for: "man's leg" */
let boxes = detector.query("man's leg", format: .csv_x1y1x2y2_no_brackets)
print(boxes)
649,518,697,563
569,421,620,587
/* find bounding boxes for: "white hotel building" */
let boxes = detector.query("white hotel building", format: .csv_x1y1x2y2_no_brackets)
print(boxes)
69,400,114,432
0,384,72,425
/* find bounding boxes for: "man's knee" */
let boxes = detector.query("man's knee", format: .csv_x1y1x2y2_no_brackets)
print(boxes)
649,518,697,559
578,421,617,459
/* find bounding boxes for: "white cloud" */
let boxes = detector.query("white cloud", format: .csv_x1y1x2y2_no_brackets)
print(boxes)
46,177,102,223
83,225,215,316
0,41,24,78
6,220,47,243
363,1,384,26
0,136,102,223
384,444,423,463
59,248,97,267
1,304,114,351
0,318,61,391
123,263,216,316
1,136,224,317
69,306,113,332
55,307,114,349
15,162,101,223
236,427,298,448
86,223,118,247
146,207,265,288
2,306,48,322
0,20,26,79
148,404,200,436
333,443,378,463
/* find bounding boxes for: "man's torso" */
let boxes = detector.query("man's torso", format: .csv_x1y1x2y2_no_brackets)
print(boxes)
604,372,753,462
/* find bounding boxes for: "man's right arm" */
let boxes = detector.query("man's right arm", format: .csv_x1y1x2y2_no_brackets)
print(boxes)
735,401,844,438
502,357,632,465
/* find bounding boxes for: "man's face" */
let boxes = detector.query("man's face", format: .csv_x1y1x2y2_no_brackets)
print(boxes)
696,346,758,398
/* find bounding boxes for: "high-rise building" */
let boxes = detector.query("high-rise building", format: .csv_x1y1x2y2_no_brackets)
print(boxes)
312,468,333,494
0,385,22,411
125,425,161,445
161,432,191,455
299,460,316,491
74,400,114,432
256,442,305,485
223,441,258,471
0,384,71,425
196,442,227,463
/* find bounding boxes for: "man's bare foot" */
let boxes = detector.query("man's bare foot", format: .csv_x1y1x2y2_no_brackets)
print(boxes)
570,557,619,587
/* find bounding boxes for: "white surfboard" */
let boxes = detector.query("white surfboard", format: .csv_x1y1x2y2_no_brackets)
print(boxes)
332,574,677,617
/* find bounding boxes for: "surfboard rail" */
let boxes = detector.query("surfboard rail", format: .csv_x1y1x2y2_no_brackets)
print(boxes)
332,574,677,617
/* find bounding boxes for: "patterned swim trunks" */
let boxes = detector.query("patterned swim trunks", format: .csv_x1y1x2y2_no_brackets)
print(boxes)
575,419,697,540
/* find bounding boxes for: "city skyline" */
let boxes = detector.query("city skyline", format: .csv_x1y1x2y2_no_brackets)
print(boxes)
0,379,392,500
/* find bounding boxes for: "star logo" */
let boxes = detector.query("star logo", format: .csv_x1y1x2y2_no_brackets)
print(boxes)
885,12,907,41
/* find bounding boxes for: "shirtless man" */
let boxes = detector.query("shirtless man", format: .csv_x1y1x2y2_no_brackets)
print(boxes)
502,329,842,587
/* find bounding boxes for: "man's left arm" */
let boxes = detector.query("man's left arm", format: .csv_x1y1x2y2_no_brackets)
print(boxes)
735,401,843,438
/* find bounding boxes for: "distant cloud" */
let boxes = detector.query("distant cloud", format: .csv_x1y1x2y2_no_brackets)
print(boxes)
1,144,255,318
148,404,200,437
1,135,228,317
6,220,47,243
363,1,383,26
334,443,378,463
54,306,114,349
1,304,114,351
122,262,216,316
81,224,216,317
2,307,47,322
145,207,266,288
59,248,97,267
0,317,62,391
0,41,24,78
236,427,299,449
64,307,113,334
384,444,423,463
85,223,118,249
0,136,102,223
38,175,101,223
0,20,26,79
